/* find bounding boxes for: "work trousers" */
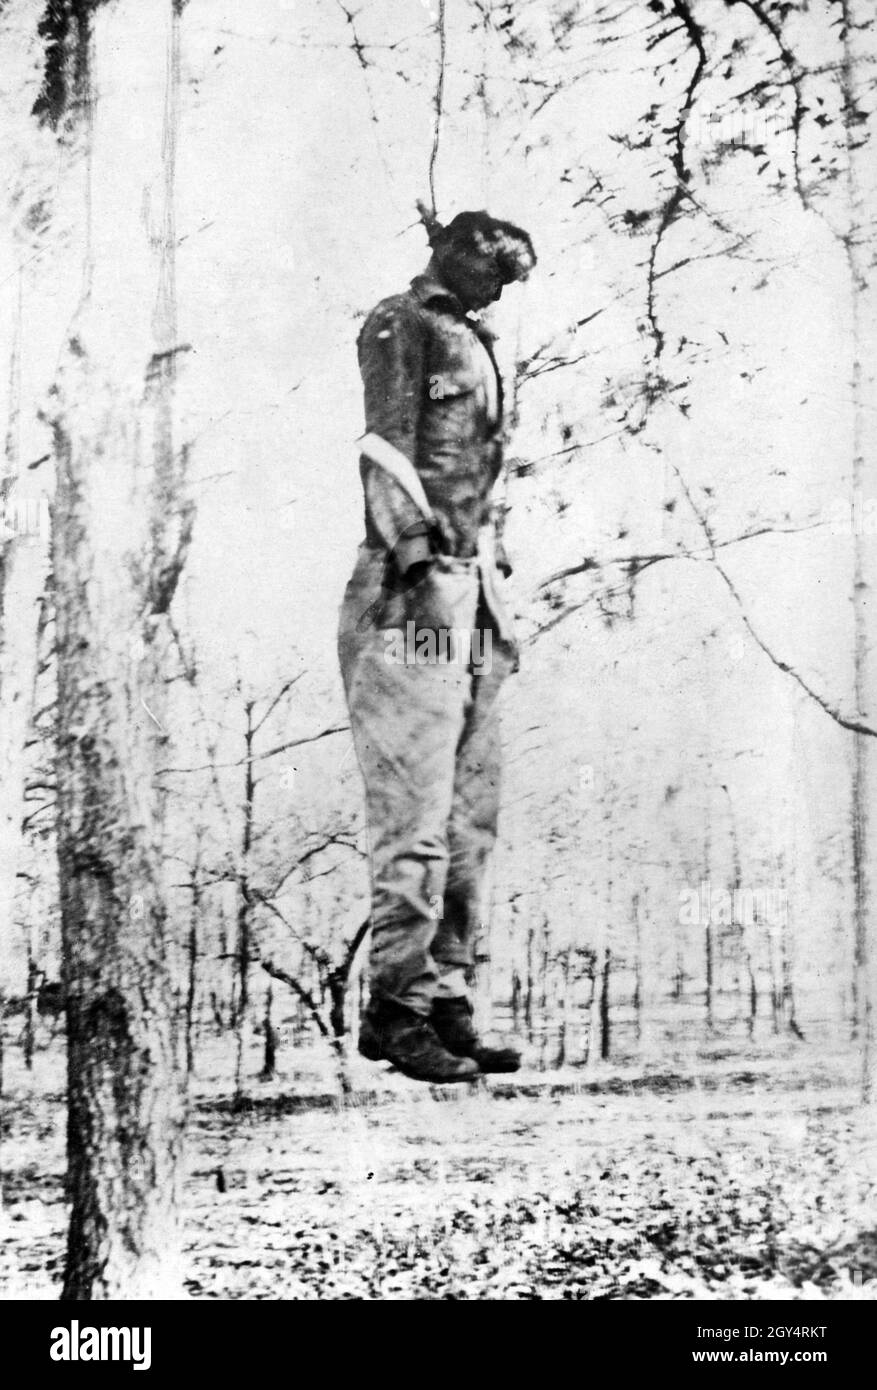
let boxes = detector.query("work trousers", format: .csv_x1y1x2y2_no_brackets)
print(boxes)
338,542,515,1015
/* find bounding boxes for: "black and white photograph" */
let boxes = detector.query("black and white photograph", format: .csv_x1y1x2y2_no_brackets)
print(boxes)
0,0,876,1321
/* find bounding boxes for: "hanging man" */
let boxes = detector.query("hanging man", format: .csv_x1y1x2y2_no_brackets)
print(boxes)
338,209,536,1082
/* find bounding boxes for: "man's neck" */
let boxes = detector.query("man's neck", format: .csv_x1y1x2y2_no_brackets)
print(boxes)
423,254,473,312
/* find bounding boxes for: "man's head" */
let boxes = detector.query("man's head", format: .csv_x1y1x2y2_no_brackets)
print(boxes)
429,210,536,312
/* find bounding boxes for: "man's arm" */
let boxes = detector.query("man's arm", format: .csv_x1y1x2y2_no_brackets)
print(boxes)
358,299,436,575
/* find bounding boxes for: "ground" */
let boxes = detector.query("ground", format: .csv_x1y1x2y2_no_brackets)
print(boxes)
2,1043,876,1300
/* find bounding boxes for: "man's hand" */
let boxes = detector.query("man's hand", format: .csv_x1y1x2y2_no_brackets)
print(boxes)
392,530,434,579
495,537,513,578
400,558,434,588
383,552,458,634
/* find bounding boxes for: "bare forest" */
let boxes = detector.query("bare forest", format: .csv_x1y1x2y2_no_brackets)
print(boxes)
1,0,876,1301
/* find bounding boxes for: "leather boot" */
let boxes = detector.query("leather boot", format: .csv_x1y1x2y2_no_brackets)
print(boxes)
432,997,521,1073
359,1001,480,1083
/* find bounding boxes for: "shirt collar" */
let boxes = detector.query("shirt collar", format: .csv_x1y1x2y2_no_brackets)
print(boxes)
409,271,464,313
409,273,498,342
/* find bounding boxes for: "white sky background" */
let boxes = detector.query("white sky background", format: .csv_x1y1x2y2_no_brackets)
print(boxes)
169,0,853,692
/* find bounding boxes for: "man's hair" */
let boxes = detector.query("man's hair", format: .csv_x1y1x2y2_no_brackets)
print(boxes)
432,210,536,284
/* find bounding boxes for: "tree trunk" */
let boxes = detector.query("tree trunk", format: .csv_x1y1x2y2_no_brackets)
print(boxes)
538,914,549,1070
259,983,277,1081
840,0,877,1103
233,699,255,1101
555,947,569,1068
0,269,49,1004
704,811,714,1036
185,854,201,1077
579,948,597,1067
524,922,534,1043
48,0,190,1300
510,966,521,1033
746,955,757,1042
328,971,346,1040
23,922,36,1070
631,891,642,1049
599,946,611,1062
722,784,747,1032
768,916,782,1037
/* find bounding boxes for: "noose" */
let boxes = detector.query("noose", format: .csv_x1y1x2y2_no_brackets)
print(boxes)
427,0,446,215
415,198,443,245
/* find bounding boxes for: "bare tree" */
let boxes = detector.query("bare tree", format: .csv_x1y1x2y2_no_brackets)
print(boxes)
40,0,191,1299
0,270,50,1008
838,0,877,1102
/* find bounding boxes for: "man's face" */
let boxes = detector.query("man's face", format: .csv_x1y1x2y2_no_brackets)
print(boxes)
436,243,504,312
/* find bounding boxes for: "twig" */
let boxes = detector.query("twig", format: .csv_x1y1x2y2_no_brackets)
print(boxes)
259,957,329,1038
158,722,348,774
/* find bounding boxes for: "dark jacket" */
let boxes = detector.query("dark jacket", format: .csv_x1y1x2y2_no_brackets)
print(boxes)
338,267,518,663
357,269,511,575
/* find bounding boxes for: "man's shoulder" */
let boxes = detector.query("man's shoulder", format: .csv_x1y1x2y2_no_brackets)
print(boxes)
359,289,424,344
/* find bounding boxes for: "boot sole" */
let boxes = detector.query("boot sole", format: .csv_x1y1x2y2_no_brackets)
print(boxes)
392,1062,480,1083
358,1041,479,1082
438,1041,522,1073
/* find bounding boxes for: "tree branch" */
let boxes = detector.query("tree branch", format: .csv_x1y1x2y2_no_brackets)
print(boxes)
158,721,348,774
646,0,708,358
251,673,303,737
726,0,813,212
259,957,329,1038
